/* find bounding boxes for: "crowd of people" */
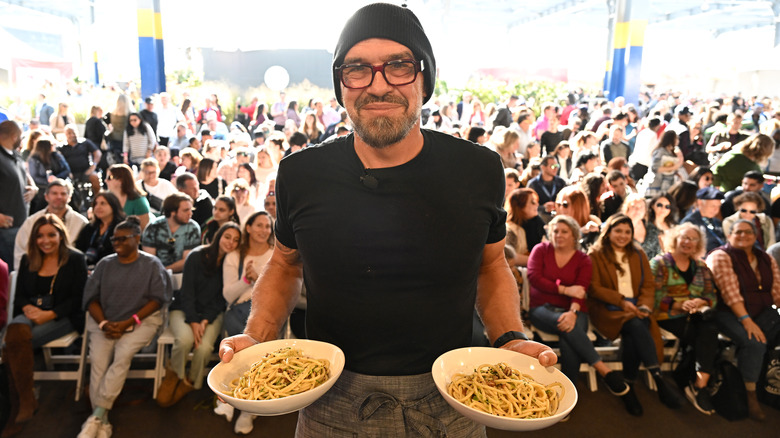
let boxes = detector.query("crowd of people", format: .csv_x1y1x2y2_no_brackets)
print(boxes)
1,2,780,436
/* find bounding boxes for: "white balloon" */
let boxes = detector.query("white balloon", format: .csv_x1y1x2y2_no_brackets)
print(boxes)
264,66,290,91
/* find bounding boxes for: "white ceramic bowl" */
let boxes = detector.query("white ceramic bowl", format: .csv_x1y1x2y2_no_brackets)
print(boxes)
431,347,577,431
208,339,345,416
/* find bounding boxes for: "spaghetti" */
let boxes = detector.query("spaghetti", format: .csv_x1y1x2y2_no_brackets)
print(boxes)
447,362,563,418
227,347,330,400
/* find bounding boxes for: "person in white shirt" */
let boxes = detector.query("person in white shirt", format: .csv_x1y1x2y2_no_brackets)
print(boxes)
13,179,87,269
138,158,178,215
155,92,183,146
630,117,662,182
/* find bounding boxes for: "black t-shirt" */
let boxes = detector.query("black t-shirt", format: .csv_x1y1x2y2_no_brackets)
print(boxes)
275,130,506,375
59,140,98,173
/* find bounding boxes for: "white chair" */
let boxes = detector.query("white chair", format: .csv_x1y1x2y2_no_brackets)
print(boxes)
74,271,181,401
4,271,82,381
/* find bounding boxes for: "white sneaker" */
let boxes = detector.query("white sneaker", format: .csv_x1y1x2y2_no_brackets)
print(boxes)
96,421,112,438
213,399,234,422
77,416,102,438
234,411,255,435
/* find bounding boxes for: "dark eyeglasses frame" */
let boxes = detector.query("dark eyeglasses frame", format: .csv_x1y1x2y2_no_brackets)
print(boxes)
655,203,672,210
739,208,758,215
110,234,138,244
335,59,423,89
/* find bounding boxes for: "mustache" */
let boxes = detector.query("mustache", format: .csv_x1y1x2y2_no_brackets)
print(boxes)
355,93,408,109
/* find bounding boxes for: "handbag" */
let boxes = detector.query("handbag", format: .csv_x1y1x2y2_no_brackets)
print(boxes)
758,345,780,409
711,358,748,421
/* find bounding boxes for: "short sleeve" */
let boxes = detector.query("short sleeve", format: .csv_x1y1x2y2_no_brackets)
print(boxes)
485,152,508,244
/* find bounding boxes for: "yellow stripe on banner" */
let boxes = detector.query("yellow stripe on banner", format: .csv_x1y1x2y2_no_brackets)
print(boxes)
93,51,98,63
628,20,647,47
606,60,612,72
613,21,629,50
154,12,163,39
137,9,154,38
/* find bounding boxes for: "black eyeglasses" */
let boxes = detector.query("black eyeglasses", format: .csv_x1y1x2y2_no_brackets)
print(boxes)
110,234,138,244
335,59,423,89
655,203,672,210
739,208,758,215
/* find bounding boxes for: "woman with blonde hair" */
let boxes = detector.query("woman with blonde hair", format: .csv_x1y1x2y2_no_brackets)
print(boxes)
712,133,776,192
49,102,75,136
105,94,134,165
650,223,718,415
491,127,521,170
621,193,647,246
178,147,203,175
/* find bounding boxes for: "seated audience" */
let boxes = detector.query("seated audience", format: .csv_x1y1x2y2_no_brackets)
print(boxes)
642,193,677,260
554,186,601,251
175,172,214,227
138,158,178,215
527,215,631,398
588,214,683,416
201,195,240,245
504,188,545,267
711,133,775,192
197,158,225,200
106,164,151,231
75,192,126,268
228,178,255,224
141,193,201,273
3,215,87,435
650,223,718,415
722,191,775,251
706,219,780,421
13,179,87,269
681,187,726,254
216,211,275,434
27,138,71,214
79,217,171,438
157,222,240,408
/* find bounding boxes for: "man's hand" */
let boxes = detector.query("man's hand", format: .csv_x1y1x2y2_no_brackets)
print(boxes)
0,214,12,229
742,318,766,344
23,186,38,203
219,334,261,363
501,339,558,367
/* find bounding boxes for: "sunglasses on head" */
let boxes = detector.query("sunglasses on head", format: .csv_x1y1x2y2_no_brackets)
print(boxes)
739,208,758,215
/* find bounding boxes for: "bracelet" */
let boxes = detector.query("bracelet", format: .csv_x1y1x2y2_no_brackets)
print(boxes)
132,314,142,325
98,320,108,330
243,276,251,284
738,314,750,322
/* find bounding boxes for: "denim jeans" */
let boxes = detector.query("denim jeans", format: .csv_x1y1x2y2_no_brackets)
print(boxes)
10,314,75,349
529,304,601,383
714,310,780,383
620,316,660,381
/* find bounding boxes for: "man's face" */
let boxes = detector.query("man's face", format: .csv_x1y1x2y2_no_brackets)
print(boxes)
505,177,520,195
65,128,77,145
142,165,158,184
727,221,757,250
679,113,690,123
742,177,762,193
612,129,624,143
177,125,186,138
541,159,557,178
182,179,199,200
172,200,193,225
609,177,627,197
341,38,423,149
161,95,170,106
45,185,70,210
698,199,721,218
0,129,22,150
208,120,217,130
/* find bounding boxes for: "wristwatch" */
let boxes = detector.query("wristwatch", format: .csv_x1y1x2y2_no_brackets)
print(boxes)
493,330,530,348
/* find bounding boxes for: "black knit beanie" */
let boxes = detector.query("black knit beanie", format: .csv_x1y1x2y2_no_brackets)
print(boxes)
332,3,436,106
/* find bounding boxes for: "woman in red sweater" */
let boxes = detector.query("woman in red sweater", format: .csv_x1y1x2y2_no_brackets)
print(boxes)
527,215,630,399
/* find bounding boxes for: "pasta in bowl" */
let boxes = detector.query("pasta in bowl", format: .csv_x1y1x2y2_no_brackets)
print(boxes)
432,347,577,431
208,339,345,415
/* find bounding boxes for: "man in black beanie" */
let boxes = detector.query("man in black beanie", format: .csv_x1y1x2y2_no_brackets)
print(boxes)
219,3,556,436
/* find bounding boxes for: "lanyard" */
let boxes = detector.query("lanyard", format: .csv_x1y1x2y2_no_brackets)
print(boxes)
539,180,558,201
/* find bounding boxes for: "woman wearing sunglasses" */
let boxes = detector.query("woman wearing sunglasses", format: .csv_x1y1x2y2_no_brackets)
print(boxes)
722,191,775,251
554,186,601,251
642,193,678,259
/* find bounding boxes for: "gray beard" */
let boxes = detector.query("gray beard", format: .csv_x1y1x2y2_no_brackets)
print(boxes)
352,110,419,149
